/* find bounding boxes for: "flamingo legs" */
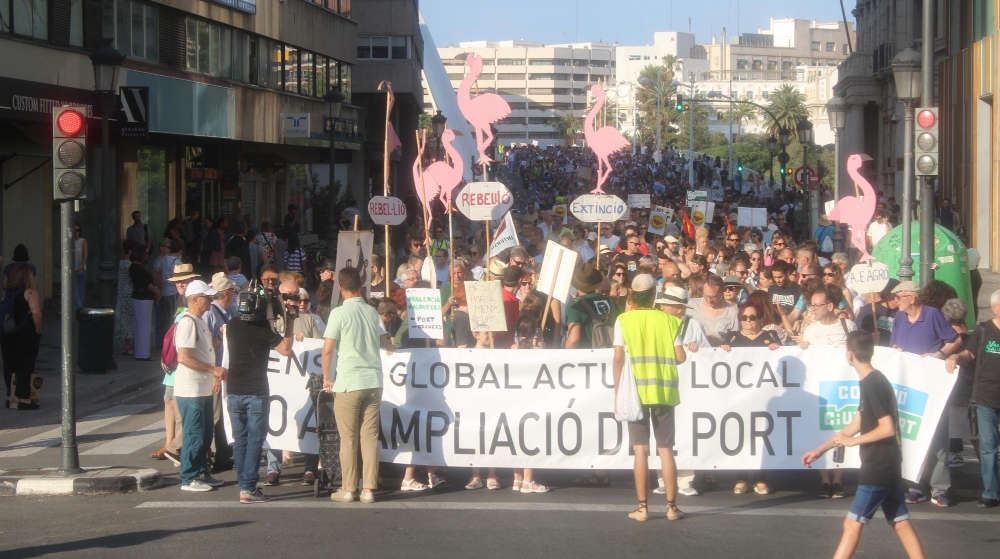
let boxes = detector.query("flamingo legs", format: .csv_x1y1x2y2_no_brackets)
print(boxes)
850,230,872,264
475,127,494,165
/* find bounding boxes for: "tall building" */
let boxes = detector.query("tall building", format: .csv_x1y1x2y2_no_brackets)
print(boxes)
1,0,357,301
428,41,615,147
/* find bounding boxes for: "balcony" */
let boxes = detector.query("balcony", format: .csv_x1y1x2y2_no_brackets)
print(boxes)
872,42,895,75
836,52,873,80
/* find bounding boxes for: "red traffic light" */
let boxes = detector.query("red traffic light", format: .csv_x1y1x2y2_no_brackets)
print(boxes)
57,110,85,136
916,110,936,129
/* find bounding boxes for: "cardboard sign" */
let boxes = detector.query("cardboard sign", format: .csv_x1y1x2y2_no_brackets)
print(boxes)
710,187,724,202
465,280,507,332
570,194,628,223
489,212,520,258
627,194,651,209
847,263,890,294
687,190,708,203
331,231,374,307
368,196,407,226
406,288,444,340
536,241,576,304
648,206,673,236
689,201,708,227
553,204,569,224
455,181,513,221
737,207,768,228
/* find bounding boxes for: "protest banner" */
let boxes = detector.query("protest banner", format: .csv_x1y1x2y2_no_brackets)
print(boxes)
406,288,443,340
647,206,673,236
330,231,374,307
368,196,407,226
627,194,650,209
570,194,627,223
465,280,506,332
737,207,768,228
455,181,513,221
536,240,576,304
710,187,724,202
248,343,954,481
488,212,519,258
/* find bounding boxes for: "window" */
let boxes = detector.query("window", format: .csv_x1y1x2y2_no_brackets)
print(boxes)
391,36,408,60
782,60,793,70
766,60,777,70
497,73,523,80
356,36,371,59
842,44,848,55
340,63,351,103
269,40,283,89
751,59,763,70
301,51,314,97
825,41,835,52
736,59,748,70
528,59,553,66
315,55,328,97
761,91,769,99
643,55,650,60
186,18,229,76
811,41,820,51
284,46,299,93
105,0,157,60
10,0,48,39
371,36,388,59
329,59,340,94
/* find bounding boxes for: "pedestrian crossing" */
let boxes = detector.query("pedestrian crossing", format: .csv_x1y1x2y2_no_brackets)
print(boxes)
0,404,160,459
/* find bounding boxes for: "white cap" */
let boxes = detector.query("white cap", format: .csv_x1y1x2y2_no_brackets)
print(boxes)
664,235,680,243
586,231,598,241
185,280,218,298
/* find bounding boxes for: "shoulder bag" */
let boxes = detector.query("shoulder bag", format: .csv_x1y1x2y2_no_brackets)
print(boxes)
615,347,644,423
968,324,989,436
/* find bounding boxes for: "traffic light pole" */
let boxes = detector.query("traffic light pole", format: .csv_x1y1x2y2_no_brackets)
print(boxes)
918,0,936,287
59,199,81,474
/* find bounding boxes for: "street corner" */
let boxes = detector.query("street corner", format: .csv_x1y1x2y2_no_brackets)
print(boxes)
0,467,162,497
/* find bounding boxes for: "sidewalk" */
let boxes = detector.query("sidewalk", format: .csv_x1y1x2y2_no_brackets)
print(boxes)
2,313,166,433
977,269,999,321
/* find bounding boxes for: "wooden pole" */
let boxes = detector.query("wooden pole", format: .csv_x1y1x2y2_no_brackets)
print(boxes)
596,221,601,271
382,84,393,293
414,130,433,285
539,250,564,338
353,214,359,231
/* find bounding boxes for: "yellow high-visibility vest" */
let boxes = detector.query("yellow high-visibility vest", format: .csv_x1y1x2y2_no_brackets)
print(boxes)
618,309,682,406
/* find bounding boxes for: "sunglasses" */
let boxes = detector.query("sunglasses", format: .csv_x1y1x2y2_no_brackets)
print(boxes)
823,272,836,277
725,286,739,291
281,293,301,302
470,250,479,255
740,314,759,321
262,276,279,284
520,280,533,286
613,272,624,277
728,237,740,242
801,273,817,278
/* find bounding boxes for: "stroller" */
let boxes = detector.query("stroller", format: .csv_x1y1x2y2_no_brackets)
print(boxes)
305,375,342,497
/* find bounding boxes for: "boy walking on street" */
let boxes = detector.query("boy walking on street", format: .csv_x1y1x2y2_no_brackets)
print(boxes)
802,330,925,559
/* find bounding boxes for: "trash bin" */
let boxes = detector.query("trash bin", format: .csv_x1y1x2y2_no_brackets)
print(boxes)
77,308,116,372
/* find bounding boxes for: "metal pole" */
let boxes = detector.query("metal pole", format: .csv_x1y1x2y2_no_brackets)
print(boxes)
807,143,818,235
918,3,936,286
59,200,80,474
781,146,787,191
688,78,695,186
97,94,115,308
728,84,734,177
654,74,661,163
326,121,338,260
832,129,844,252
898,100,916,283
769,150,774,189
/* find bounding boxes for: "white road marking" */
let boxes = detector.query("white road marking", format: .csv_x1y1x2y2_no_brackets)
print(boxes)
134,501,1000,522
0,404,156,458
81,420,166,455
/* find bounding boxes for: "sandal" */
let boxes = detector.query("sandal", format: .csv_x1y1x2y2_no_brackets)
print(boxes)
486,477,501,490
512,479,523,491
150,447,168,460
754,482,771,495
520,481,550,494
428,473,446,489
733,481,749,495
465,477,482,490
400,478,428,491
123,348,135,356
628,500,648,522
574,473,611,487
667,501,685,521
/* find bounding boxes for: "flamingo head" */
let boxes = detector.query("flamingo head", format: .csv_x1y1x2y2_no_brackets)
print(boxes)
847,154,862,167
465,53,479,67
590,84,604,100
440,129,456,145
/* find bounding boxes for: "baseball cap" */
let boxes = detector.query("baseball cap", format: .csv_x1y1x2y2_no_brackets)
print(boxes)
586,231,598,241
502,266,524,287
185,280,218,298
631,273,656,292
891,280,920,294
664,236,680,244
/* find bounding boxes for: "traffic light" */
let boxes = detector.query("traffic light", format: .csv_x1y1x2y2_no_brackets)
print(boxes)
737,158,744,173
486,161,496,180
52,106,87,200
676,95,683,111
914,107,938,176
779,165,787,176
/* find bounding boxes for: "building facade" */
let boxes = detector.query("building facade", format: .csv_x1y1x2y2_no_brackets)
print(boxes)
1,0,357,302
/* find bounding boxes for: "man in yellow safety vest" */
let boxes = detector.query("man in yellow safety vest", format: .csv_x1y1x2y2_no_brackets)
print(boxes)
613,273,687,522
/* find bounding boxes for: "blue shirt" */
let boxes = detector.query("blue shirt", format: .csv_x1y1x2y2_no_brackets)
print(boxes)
889,305,958,354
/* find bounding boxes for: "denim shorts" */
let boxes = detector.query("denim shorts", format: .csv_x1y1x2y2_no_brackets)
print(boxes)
847,484,910,524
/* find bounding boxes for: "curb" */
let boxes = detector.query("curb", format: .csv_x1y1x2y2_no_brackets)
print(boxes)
0,468,162,496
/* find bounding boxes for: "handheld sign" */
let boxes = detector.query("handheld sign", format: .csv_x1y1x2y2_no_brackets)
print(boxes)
687,190,708,203
368,196,407,226
648,206,673,236
627,193,651,209
331,231,374,307
737,207,768,228
570,194,628,223
536,241,577,304
455,181,513,221
465,280,507,332
847,263,890,295
406,288,444,340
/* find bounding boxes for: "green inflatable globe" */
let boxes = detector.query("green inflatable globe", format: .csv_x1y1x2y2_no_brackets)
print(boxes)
870,221,974,329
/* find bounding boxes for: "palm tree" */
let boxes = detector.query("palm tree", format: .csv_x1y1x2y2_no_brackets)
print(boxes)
721,103,759,142
765,84,808,137
556,113,582,145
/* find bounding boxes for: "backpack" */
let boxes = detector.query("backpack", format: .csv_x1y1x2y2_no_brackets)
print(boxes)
1,288,29,334
577,297,614,349
819,226,834,253
161,315,196,374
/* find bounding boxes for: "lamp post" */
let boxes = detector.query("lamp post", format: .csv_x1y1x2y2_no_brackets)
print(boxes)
325,88,345,260
431,110,447,161
767,135,777,189
920,2,936,287
827,96,848,252
891,46,922,283
89,38,124,310
797,118,815,235
779,126,792,191
639,73,663,164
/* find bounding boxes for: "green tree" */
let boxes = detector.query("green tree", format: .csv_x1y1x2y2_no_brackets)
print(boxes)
635,57,680,150
668,102,713,153
418,112,432,131
556,113,582,145
765,84,809,137
721,102,759,143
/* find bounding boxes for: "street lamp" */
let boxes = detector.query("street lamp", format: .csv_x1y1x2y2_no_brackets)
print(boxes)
767,135,777,189
325,88,345,259
779,127,791,191
827,96,848,252
891,46,922,283
797,118,815,235
89,38,124,310
431,110,447,160
639,74,662,164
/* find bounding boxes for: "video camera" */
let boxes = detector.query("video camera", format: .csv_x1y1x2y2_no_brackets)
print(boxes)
237,279,283,323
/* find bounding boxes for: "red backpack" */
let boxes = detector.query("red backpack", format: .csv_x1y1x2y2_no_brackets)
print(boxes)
161,315,196,373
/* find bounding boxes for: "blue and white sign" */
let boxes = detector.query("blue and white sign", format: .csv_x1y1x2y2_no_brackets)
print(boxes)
210,0,255,14
570,194,628,223
283,113,310,140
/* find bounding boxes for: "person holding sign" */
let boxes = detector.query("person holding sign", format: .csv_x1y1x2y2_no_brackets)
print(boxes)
322,267,395,504
613,274,687,522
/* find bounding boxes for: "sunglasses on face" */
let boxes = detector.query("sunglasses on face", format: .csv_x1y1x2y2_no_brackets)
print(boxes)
823,272,836,277
725,286,739,292
470,251,479,256
740,314,759,322
801,273,817,279
262,276,278,284
728,237,740,242
281,293,300,302
613,272,624,277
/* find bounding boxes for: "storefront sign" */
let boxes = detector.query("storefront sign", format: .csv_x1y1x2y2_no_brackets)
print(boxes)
0,77,96,122
283,113,310,139
209,0,256,14
118,86,149,138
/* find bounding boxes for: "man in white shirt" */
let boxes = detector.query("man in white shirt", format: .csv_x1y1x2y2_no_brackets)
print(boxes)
599,225,620,251
174,280,227,492
866,211,891,250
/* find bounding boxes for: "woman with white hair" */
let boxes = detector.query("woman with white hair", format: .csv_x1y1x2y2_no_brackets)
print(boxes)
940,298,980,469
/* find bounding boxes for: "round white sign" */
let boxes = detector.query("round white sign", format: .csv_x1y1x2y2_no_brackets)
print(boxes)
455,182,513,221
570,194,628,223
847,262,891,294
368,196,407,226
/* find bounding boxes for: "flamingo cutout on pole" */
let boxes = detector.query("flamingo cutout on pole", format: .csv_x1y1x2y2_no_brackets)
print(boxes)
413,130,434,221
378,81,402,155
829,154,877,263
423,129,464,210
585,85,630,194
458,53,511,165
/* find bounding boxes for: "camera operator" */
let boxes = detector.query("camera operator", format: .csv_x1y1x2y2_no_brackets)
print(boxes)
223,279,295,503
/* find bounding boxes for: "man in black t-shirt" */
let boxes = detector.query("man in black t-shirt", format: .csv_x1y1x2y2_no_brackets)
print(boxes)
223,291,295,504
768,261,800,315
803,330,925,559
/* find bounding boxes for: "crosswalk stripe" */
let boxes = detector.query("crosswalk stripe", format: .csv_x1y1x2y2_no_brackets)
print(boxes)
0,404,156,458
81,420,165,456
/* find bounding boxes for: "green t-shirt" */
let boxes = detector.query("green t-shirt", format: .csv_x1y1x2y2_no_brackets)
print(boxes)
564,293,616,349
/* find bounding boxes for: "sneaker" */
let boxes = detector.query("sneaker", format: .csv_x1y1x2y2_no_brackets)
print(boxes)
678,487,701,497
948,453,965,468
302,471,316,486
904,490,925,504
163,450,181,467
486,477,501,490
931,493,951,507
264,472,279,486
830,483,845,499
359,491,375,504
181,479,214,492
330,488,356,502
240,489,268,504
465,477,483,490
977,498,1000,508
817,483,832,499
200,474,225,487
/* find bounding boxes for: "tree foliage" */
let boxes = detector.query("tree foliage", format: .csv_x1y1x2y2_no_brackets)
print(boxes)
635,57,680,149
556,113,582,145
764,84,809,137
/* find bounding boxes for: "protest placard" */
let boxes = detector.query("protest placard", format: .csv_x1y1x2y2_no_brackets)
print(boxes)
536,241,576,304
569,194,628,223
331,231,374,307
465,280,507,332
737,207,768,228
406,288,443,340
627,194,650,209
648,205,673,235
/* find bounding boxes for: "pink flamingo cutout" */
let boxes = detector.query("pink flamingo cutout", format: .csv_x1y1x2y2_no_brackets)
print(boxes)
379,81,403,154
458,53,511,165
413,130,434,220
585,85,630,194
424,129,464,210
829,154,877,263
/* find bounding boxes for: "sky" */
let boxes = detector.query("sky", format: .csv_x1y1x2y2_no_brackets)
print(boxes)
421,0,847,48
